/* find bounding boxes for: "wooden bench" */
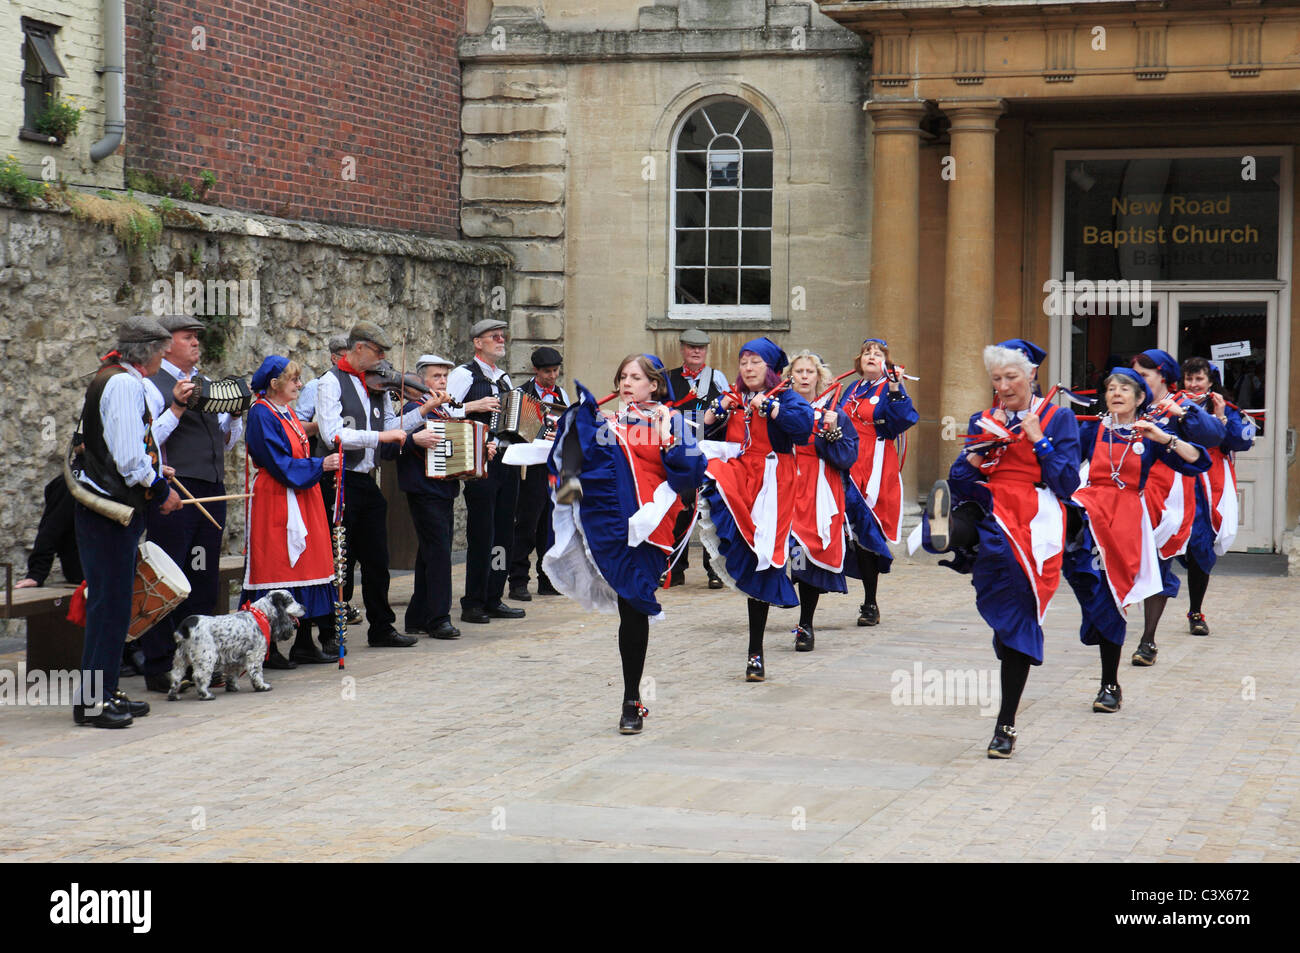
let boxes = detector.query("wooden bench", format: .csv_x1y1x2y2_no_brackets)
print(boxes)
3,555,246,675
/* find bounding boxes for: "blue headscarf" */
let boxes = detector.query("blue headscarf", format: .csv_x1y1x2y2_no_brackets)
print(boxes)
1139,348,1180,387
739,336,788,375
640,353,675,402
1105,366,1153,413
251,355,289,394
995,338,1046,366
862,337,888,349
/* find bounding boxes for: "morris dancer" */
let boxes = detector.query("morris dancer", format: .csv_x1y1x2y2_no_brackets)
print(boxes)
1177,356,1255,638
784,350,858,652
921,339,1080,759
838,338,918,627
1128,349,1225,664
698,337,814,682
1065,368,1209,713
543,354,706,734
242,356,343,664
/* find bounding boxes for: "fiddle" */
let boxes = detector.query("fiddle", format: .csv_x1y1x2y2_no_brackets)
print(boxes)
363,360,463,408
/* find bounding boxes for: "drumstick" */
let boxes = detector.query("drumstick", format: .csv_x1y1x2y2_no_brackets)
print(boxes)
178,492,253,505
169,475,223,529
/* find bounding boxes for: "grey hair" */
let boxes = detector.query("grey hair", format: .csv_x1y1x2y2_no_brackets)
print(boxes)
117,338,169,366
785,349,833,393
982,344,1035,378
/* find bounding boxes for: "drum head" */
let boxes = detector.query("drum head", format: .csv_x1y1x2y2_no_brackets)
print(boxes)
140,541,193,598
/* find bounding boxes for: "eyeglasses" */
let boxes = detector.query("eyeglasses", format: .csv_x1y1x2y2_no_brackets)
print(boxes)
481,333,507,342
361,342,385,357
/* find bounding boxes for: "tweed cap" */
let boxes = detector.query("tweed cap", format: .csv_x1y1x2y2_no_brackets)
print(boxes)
158,313,206,333
348,321,393,350
679,328,710,346
416,353,455,371
117,314,172,344
469,318,508,339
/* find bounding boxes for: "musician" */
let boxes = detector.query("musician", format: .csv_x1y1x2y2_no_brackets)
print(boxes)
698,337,815,682
666,328,728,589
543,354,706,733
1177,356,1255,639
445,318,526,624
1066,368,1209,714
508,346,569,602
921,339,1081,758
72,315,182,728
243,356,343,663
316,321,437,648
1128,349,1225,664
16,475,82,589
137,313,245,692
296,333,349,437
400,354,464,641
837,337,918,627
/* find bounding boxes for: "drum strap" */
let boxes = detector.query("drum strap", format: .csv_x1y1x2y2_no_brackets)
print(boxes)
240,602,272,660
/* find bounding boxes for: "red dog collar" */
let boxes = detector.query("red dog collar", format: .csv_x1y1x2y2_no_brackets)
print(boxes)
240,602,272,660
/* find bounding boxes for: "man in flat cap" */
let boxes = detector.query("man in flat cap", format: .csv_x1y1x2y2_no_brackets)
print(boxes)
71,314,182,727
137,312,247,688
296,333,349,437
444,318,526,624
316,321,442,649
667,328,728,588
508,346,570,602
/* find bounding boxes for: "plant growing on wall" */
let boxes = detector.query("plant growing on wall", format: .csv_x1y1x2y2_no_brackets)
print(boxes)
33,95,83,144
0,154,46,203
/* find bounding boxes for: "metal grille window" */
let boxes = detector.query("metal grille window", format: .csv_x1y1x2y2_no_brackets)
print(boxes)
671,100,773,316
21,19,67,133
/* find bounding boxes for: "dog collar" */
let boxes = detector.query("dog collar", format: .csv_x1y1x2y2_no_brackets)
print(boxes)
240,602,272,659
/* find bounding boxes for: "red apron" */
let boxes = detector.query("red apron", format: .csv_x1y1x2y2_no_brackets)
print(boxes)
789,431,847,573
842,378,904,543
612,416,684,554
705,408,796,570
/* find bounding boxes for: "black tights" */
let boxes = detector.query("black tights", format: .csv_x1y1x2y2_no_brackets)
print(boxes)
797,582,820,627
617,597,649,703
1099,641,1121,686
1187,560,1211,614
855,546,879,606
1141,595,1168,644
996,649,1032,727
748,598,768,656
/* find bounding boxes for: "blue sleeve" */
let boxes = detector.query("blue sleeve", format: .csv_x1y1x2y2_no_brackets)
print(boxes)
947,411,987,496
815,415,859,471
662,411,707,494
770,390,815,443
1151,428,1211,476
875,385,919,439
1076,420,1099,463
246,404,325,491
1176,401,1226,448
1220,406,1255,453
1037,407,1082,500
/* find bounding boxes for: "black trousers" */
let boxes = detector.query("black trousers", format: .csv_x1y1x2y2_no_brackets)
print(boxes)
139,477,226,676
406,492,454,630
509,463,552,590
27,475,82,586
75,503,145,702
671,488,712,576
321,470,395,636
461,456,519,611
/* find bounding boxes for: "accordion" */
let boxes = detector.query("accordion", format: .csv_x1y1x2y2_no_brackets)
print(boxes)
187,375,254,415
492,389,551,444
424,419,489,480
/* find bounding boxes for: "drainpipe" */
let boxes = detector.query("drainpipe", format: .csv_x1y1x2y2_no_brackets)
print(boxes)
90,0,125,162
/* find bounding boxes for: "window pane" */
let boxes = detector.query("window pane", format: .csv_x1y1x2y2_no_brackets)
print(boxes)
707,269,739,306
740,269,771,306
1178,302,1269,434
708,191,738,227
676,151,706,190
741,189,772,229
709,151,740,189
737,112,772,150
676,268,705,305
708,230,739,267
741,230,770,266
706,101,749,137
676,191,705,229
743,152,772,189
676,229,706,267
678,111,714,150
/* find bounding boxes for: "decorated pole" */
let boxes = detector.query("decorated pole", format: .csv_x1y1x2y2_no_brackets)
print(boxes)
331,435,348,670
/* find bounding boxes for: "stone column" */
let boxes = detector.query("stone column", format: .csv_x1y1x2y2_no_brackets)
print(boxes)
865,99,927,508
937,99,1005,426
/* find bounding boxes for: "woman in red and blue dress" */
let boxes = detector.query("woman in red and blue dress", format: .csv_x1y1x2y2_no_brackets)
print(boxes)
698,337,814,682
1129,349,1225,663
544,354,706,734
920,339,1080,759
1176,356,1255,638
783,350,859,652
837,338,918,627
242,356,343,666
1065,367,1209,713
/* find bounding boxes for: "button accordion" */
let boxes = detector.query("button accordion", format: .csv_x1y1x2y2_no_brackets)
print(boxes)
424,419,489,479
187,375,255,415
492,389,553,443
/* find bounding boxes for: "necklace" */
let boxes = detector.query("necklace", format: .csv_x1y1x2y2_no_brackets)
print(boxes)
1102,414,1138,488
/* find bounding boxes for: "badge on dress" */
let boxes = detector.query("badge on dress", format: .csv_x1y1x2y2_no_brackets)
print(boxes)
1133,442,1144,455
869,395,880,405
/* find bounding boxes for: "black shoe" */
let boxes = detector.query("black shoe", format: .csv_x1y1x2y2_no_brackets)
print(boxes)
319,638,340,658
404,625,428,637
73,695,133,729
618,699,647,735
508,587,532,602
555,476,583,504
208,671,226,689
486,602,525,619
536,580,561,596
145,672,190,694
667,571,685,588
928,479,952,551
1093,683,1122,713
111,689,150,717
429,621,461,640
368,629,418,648
858,603,880,626
1131,641,1158,666
793,624,814,652
461,608,491,624
290,644,338,664
344,604,363,625
707,575,724,590
745,654,765,682
265,647,298,669
987,724,1017,759
118,660,140,678
1187,612,1210,636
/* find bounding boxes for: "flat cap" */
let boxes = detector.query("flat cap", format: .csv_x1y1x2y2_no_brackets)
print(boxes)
159,313,206,333
679,328,710,346
348,320,393,350
327,333,349,354
469,318,509,339
531,346,562,368
117,314,172,344
416,353,455,371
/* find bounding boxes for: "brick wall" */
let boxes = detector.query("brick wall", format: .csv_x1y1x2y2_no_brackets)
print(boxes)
125,0,463,236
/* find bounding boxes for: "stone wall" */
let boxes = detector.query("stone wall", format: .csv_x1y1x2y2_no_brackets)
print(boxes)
0,191,512,607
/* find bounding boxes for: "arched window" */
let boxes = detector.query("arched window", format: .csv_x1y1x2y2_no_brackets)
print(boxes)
670,99,772,318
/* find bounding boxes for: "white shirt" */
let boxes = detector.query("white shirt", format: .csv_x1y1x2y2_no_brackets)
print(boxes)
683,364,729,399
80,363,162,496
144,359,244,452
296,376,321,422
444,356,512,420
315,369,425,472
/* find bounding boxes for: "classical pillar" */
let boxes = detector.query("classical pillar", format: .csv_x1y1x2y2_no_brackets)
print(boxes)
864,99,927,507
937,99,1005,426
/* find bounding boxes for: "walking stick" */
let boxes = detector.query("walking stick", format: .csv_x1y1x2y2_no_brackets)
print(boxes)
169,474,223,530
331,436,348,670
